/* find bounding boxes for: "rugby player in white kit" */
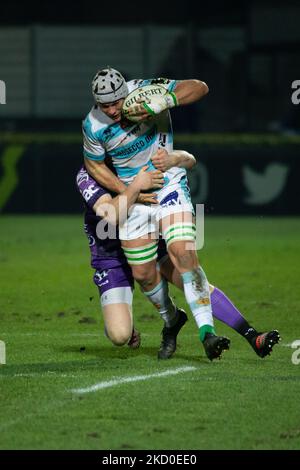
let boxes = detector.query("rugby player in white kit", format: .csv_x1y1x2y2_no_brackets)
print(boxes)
82,67,230,360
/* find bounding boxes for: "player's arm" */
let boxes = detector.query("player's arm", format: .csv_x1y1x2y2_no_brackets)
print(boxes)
170,150,196,169
85,157,160,205
127,79,209,121
151,148,196,172
172,79,209,106
84,157,127,194
83,118,127,194
93,166,164,225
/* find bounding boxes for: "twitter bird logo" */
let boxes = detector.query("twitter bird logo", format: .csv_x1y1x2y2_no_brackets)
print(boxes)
243,163,289,205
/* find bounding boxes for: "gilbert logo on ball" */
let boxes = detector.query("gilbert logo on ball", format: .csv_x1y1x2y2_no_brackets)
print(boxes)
124,85,167,108
122,84,167,121
0,80,6,104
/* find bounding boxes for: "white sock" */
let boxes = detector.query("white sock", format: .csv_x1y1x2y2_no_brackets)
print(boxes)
181,267,214,329
143,278,178,327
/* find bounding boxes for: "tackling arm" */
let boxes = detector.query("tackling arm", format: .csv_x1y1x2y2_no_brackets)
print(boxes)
151,148,196,172
168,150,196,169
93,166,164,225
84,157,127,194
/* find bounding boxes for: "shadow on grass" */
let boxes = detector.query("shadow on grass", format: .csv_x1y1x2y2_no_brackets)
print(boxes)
0,359,105,376
0,346,206,376
58,344,206,365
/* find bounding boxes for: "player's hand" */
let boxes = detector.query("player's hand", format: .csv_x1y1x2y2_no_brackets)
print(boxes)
125,97,153,122
136,192,158,204
126,104,151,122
134,166,164,190
127,93,178,121
142,92,178,117
151,148,175,172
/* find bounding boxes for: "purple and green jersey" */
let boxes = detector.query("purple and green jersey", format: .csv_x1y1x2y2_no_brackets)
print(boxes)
76,166,128,271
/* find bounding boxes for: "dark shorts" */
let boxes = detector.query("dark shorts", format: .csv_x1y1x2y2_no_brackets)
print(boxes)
93,264,134,296
157,238,168,263
93,239,168,296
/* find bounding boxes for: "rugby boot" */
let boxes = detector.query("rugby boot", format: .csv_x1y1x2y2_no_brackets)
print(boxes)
158,308,188,359
202,333,231,361
127,327,141,349
250,330,281,358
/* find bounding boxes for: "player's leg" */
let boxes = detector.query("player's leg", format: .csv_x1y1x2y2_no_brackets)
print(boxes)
159,255,253,335
102,301,133,346
160,210,230,360
206,285,280,357
122,236,182,327
119,203,187,358
94,266,140,348
159,255,280,357
122,235,187,358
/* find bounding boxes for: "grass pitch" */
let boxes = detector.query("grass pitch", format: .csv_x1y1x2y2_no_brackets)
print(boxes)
0,215,300,450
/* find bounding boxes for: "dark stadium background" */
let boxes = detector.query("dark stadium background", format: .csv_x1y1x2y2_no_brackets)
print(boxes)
0,0,299,215
1,0,300,455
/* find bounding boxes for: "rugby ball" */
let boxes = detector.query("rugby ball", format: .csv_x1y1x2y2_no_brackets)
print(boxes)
122,84,167,122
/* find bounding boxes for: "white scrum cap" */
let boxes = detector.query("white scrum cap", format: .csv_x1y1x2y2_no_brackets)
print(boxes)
92,67,128,104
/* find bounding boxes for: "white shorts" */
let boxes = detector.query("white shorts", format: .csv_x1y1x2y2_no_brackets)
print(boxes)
119,176,194,240
100,286,133,307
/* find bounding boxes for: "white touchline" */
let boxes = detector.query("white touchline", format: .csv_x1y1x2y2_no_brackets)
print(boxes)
71,366,197,394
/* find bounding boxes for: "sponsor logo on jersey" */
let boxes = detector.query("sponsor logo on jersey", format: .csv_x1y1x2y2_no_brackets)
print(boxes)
150,78,171,85
76,168,89,185
94,270,109,284
160,191,180,207
84,224,96,246
158,133,167,148
112,127,156,158
88,235,96,247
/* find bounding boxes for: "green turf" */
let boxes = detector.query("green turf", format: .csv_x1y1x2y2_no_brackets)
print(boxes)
0,215,300,450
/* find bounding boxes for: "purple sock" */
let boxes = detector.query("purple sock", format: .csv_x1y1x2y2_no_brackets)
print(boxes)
211,287,253,336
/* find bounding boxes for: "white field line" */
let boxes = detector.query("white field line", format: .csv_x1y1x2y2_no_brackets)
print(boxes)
71,366,197,394
0,367,197,432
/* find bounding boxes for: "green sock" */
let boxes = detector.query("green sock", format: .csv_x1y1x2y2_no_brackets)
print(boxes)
199,324,216,342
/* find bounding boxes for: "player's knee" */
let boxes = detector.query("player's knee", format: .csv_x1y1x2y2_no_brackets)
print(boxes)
108,328,131,346
131,264,157,286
